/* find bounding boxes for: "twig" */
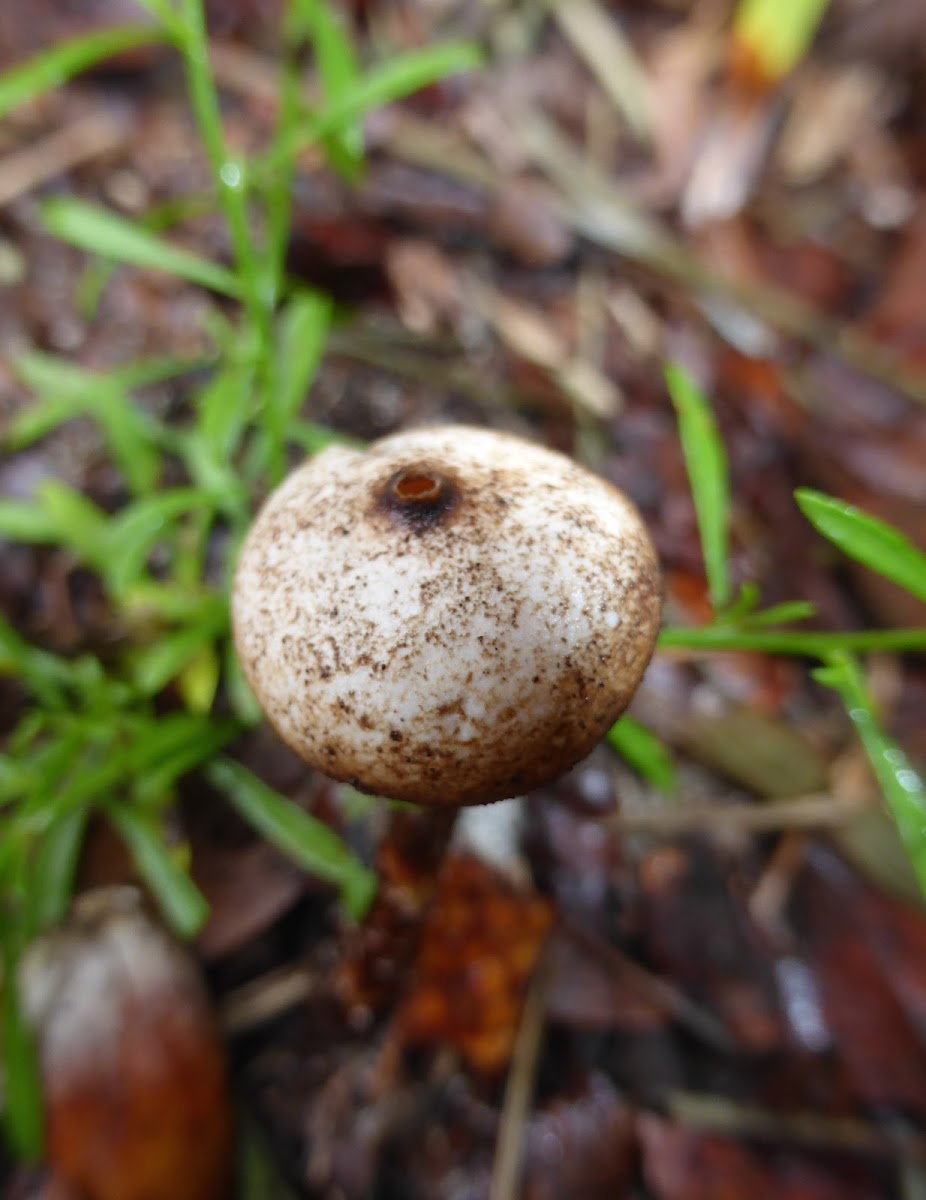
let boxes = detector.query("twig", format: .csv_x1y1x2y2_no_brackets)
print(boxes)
221,962,314,1035
325,324,539,412
612,791,866,837
666,1091,926,1161
0,110,131,209
490,945,552,1200
468,278,622,417
551,0,652,142
560,918,736,1052
749,830,810,937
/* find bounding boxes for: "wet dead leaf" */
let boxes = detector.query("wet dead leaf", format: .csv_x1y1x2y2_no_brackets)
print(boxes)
639,1113,888,1200
398,853,553,1075
683,707,829,800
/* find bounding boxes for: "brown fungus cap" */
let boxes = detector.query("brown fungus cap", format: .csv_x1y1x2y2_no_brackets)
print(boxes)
233,426,661,806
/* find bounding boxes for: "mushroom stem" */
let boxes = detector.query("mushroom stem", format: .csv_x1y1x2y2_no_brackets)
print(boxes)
335,805,458,1026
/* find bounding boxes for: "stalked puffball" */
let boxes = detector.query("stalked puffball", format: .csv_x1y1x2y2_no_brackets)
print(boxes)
233,425,660,806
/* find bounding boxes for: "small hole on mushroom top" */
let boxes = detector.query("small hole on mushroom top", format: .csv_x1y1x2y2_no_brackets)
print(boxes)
392,471,445,502
378,466,460,530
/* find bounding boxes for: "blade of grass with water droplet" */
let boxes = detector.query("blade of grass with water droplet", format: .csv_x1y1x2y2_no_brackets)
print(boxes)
815,651,926,898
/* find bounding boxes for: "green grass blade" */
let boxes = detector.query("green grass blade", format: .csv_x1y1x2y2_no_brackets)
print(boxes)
105,488,207,597
659,625,926,655
0,743,38,803
173,0,268,338
223,640,264,726
0,935,44,1160
297,0,362,100
132,716,239,805
195,366,255,460
12,354,164,491
39,198,242,297
723,581,761,621
0,25,165,120
263,57,301,303
14,348,215,406
263,289,332,482
115,353,217,389
6,394,89,449
37,482,110,571
28,810,89,933
298,0,365,179
96,393,163,495
107,805,210,937
269,41,482,171
0,500,58,544
736,600,818,628
19,729,91,822
131,616,227,697
14,350,100,398
8,352,100,445
277,290,332,425
177,429,250,518
130,0,186,39
815,651,926,898
121,582,223,624
607,715,677,794
176,643,221,714
0,618,71,706
665,364,732,612
796,488,926,605
207,757,377,919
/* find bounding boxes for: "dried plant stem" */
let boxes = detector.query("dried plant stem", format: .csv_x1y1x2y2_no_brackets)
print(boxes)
490,948,551,1200
613,791,865,837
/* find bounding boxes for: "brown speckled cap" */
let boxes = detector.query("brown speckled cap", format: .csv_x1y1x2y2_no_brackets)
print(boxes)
232,425,661,806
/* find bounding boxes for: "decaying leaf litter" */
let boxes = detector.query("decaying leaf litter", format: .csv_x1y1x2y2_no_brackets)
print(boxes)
2,0,926,1197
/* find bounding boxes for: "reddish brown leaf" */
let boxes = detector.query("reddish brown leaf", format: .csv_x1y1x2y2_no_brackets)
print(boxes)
797,857,926,1117
639,1114,887,1200
397,853,554,1074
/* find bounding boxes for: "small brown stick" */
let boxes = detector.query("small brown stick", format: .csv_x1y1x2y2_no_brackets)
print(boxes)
490,946,552,1200
561,917,737,1052
0,111,130,208
611,790,865,837
749,830,810,938
221,961,315,1035
666,1091,926,1162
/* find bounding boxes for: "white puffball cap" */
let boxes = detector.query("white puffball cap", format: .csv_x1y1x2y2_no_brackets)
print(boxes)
233,425,660,805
